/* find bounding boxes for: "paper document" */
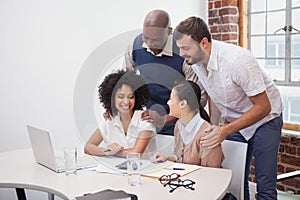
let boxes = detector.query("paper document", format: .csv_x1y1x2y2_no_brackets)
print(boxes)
93,156,171,175
141,162,202,179
92,156,201,179
95,164,127,176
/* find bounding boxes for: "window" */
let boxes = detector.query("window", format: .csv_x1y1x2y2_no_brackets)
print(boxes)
248,0,300,125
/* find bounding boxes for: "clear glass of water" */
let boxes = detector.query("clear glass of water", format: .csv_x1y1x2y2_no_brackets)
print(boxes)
127,152,141,186
64,147,77,175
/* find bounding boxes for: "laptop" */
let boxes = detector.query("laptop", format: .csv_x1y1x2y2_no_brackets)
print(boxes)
27,125,97,173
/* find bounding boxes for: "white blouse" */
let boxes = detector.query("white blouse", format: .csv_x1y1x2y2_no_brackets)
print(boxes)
98,110,157,155
177,113,205,145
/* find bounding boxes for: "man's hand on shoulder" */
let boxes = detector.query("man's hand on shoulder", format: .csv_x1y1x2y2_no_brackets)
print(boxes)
200,125,225,149
141,110,165,127
103,112,112,121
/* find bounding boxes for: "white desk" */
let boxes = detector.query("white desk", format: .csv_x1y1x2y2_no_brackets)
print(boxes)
0,149,232,200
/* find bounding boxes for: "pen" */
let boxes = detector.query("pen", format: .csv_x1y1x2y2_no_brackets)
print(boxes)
165,167,185,170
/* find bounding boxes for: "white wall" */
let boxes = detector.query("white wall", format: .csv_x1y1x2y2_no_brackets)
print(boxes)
0,0,207,198
0,0,207,153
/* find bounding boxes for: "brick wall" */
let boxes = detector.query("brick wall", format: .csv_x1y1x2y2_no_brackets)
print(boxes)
208,0,239,45
277,134,300,194
207,0,300,195
249,133,300,194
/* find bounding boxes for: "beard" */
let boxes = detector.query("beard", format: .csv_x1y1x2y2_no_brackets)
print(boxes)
184,57,193,65
186,45,206,65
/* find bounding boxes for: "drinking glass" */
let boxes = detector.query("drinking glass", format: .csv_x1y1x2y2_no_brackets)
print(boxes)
64,147,77,175
127,152,141,186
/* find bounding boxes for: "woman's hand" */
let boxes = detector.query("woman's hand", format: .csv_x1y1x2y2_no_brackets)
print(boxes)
103,112,112,121
104,143,124,156
150,152,167,163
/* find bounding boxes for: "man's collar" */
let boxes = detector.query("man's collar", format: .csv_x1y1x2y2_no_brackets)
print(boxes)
142,35,173,57
207,39,219,71
194,40,218,73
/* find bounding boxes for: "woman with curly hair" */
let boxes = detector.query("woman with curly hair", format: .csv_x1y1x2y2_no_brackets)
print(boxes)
84,70,156,158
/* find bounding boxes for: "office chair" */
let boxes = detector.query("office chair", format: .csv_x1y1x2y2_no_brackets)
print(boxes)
155,134,175,155
221,140,248,200
277,170,300,200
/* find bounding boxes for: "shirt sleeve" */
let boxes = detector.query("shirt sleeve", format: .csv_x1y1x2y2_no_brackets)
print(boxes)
201,145,224,168
138,120,156,133
182,62,208,107
98,120,109,145
122,40,136,71
231,50,266,97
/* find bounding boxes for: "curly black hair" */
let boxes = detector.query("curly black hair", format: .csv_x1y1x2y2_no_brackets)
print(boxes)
98,69,150,116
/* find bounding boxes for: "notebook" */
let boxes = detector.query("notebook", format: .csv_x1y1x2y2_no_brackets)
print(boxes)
27,125,97,173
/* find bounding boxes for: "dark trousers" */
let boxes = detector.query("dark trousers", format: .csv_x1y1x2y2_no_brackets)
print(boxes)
226,115,283,200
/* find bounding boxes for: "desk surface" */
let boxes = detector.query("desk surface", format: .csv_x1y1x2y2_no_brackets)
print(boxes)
0,149,232,200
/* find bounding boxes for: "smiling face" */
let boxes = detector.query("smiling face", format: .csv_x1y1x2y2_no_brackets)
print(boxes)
176,34,207,65
167,89,181,118
114,84,135,116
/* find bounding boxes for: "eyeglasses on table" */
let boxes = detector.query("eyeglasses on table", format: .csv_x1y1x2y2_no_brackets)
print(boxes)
159,173,195,193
